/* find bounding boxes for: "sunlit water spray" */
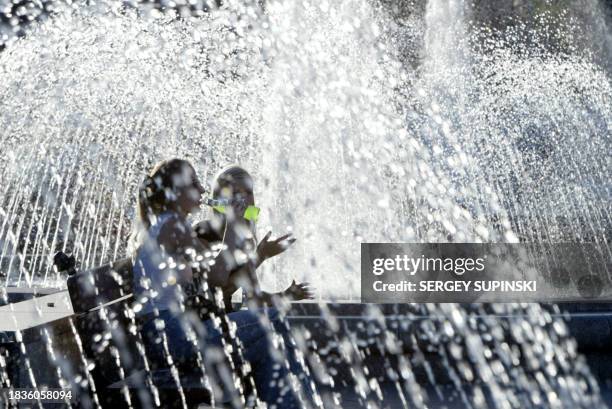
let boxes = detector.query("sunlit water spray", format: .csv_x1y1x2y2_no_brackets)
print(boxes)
0,0,610,407
0,0,515,295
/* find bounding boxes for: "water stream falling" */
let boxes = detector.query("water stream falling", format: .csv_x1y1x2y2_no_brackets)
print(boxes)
0,0,610,407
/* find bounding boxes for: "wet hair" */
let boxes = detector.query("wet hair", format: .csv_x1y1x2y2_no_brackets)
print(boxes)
137,158,196,230
212,165,252,199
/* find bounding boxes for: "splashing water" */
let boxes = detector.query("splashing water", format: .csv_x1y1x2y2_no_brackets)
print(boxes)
0,0,610,407
0,0,510,295
414,0,611,247
1,0,608,293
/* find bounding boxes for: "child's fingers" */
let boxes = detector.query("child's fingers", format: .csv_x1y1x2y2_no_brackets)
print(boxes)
274,233,293,243
279,238,297,249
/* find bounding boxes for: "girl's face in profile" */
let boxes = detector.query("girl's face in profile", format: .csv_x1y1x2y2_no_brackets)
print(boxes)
174,165,205,214
220,177,255,218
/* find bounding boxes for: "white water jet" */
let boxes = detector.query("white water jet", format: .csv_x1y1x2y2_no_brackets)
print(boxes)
0,0,516,296
0,1,609,408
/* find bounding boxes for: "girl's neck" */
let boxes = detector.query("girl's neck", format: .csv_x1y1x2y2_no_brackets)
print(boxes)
165,203,188,219
214,214,255,235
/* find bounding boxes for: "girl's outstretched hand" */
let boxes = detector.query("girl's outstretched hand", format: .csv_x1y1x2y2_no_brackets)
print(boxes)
257,231,296,262
284,280,315,301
